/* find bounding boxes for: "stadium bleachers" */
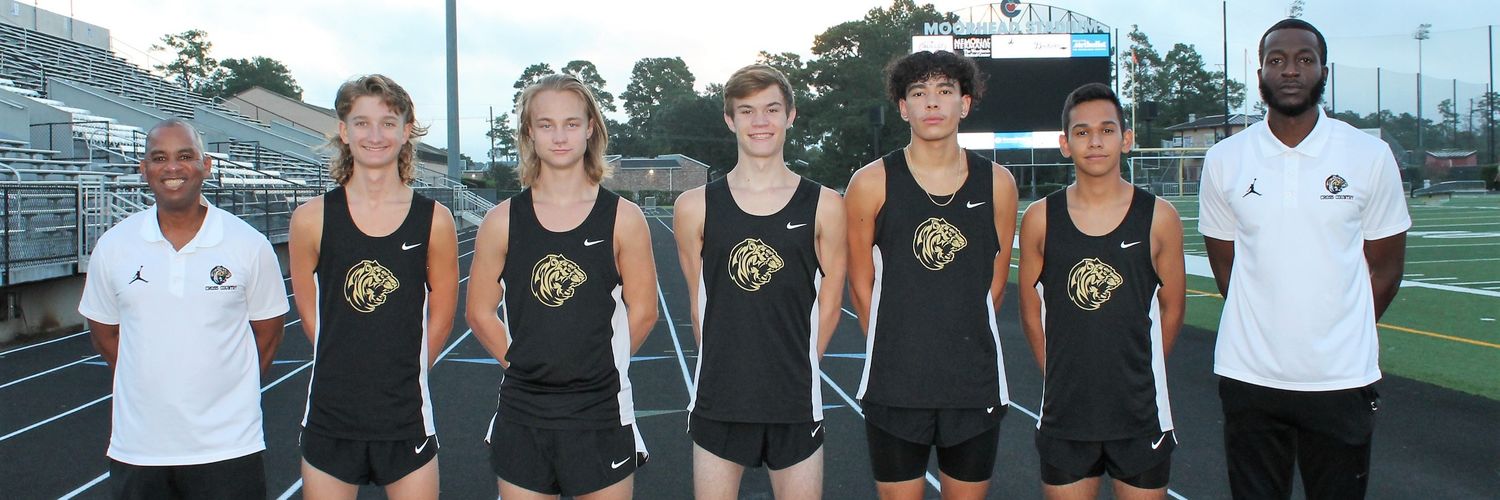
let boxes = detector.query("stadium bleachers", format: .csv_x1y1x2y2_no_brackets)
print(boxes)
0,14,491,287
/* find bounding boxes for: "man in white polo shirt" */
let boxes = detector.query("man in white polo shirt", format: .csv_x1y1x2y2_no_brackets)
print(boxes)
78,118,289,499
1199,19,1410,499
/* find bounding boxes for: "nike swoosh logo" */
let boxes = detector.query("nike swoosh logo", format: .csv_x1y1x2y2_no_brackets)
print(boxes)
966,201,986,208
811,424,823,437
414,437,431,454
401,242,423,250
786,223,807,230
584,239,605,246
611,457,631,469
1151,433,1167,450
1120,241,1142,249
986,407,995,414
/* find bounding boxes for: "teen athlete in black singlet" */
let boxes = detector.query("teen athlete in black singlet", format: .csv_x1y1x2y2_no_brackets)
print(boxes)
845,50,1018,500
289,74,459,500
1018,83,1185,500
674,64,846,500
466,73,658,500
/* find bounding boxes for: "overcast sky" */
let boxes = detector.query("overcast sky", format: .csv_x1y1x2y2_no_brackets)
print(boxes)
36,0,1500,159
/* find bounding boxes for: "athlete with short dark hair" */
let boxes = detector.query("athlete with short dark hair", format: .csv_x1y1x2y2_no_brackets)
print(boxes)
1018,82,1186,500
845,50,1019,500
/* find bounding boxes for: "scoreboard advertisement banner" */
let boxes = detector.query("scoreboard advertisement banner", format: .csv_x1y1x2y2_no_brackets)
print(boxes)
911,32,1113,138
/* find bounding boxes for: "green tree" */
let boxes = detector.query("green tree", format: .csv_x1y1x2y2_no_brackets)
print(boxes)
621,57,697,129
202,56,302,100
801,0,950,187
485,113,517,162
561,60,617,113
512,63,556,106
488,161,519,190
151,29,217,92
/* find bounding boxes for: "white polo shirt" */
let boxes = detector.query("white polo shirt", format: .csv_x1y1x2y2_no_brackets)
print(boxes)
78,199,289,466
1199,109,1411,392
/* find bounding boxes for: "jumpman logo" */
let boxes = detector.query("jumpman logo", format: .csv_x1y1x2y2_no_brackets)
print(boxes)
128,266,148,285
1243,178,1262,197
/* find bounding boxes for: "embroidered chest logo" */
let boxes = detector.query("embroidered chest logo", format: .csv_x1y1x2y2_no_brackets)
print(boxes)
913,217,968,271
128,266,149,285
344,259,400,313
205,265,237,291
728,238,784,292
1243,178,1262,197
531,254,588,307
1067,258,1123,311
1321,174,1352,200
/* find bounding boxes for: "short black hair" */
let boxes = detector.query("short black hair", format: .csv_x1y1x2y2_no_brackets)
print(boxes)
884,50,985,104
1259,18,1327,66
1060,83,1126,131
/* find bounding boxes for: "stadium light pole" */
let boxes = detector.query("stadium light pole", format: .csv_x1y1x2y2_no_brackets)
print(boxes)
1415,23,1430,156
445,0,461,180
1222,0,1230,142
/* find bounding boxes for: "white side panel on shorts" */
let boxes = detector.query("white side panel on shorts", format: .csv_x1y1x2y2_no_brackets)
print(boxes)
301,278,321,427
1035,281,1046,430
808,269,824,422
418,293,436,436
856,248,883,399
987,284,1011,406
687,271,708,412
1149,287,1174,431
610,285,636,426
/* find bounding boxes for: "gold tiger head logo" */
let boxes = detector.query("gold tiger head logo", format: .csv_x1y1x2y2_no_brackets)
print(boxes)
531,254,588,307
1067,258,1124,311
912,217,968,271
728,238,784,292
344,259,400,313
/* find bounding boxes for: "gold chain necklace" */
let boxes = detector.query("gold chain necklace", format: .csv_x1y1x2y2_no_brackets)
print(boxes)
904,147,963,207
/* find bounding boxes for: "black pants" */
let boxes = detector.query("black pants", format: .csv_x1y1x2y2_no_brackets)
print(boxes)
109,451,265,500
1219,377,1379,500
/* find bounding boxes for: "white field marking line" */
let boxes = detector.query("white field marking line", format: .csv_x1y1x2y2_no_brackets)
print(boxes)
650,216,698,392
1409,243,1500,249
1404,273,1425,277
1410,222,1500,229
275,480,302,500
1413,277,1458,281
1451,281,1500,286
0,354,100,390
1408,257,1500,265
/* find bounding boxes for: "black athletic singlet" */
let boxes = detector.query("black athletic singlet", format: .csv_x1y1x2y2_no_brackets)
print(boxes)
304,186,436,440
857,149,1008,409
690,177,825,423
496,188,635,430
1037,186,1172,440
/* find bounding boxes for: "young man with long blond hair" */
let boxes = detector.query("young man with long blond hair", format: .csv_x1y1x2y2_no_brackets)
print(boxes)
466,73,658,500
288,74,459,500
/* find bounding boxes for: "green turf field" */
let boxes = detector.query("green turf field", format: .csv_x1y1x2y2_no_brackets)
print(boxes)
1164,194,1500,400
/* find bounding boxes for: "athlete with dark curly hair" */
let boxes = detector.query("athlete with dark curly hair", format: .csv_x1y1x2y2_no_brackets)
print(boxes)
845,50,1018,500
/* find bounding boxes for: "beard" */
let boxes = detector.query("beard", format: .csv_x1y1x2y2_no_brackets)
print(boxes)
1259,72,1327,117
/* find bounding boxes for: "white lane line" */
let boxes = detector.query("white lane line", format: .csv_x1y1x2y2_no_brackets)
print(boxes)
0,393,112,442
1414,277,1458,282
0,355,100,390
57,471,109,500
0,331,89,356
650,216,697,392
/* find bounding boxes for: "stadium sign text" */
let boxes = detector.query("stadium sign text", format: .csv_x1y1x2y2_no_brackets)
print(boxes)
924,19,1104,36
